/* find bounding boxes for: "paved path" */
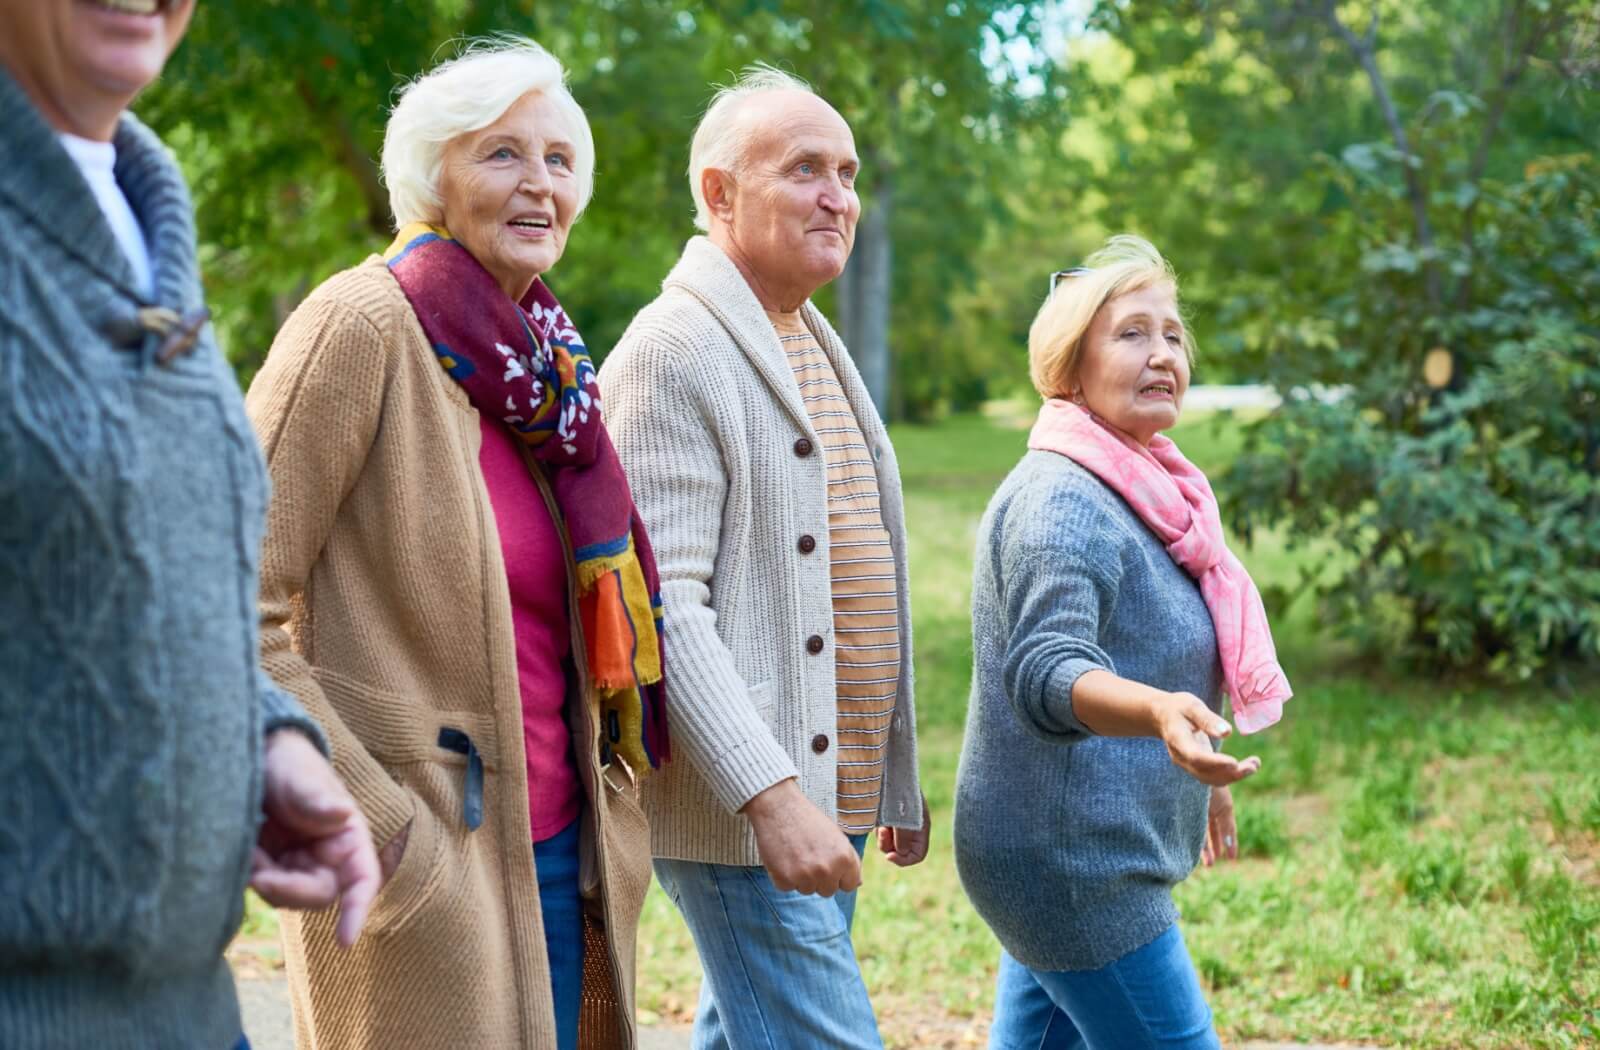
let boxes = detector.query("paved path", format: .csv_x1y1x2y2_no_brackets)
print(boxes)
239,974,690,1048
237,973,1376,1049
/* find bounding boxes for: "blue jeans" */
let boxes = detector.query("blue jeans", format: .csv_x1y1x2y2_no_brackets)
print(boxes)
987,925,1220,1050
653,834,881,1050
535,817,583,1050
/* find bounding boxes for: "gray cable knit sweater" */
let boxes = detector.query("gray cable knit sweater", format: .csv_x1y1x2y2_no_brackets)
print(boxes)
0,70,323,1048
953,449,1223,972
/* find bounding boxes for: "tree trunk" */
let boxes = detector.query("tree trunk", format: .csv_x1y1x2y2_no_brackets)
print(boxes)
837,159,894,420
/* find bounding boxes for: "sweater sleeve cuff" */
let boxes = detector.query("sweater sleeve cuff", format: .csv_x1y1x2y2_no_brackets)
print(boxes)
259,677,330,758
1046,658,1107,740
699,731,802,815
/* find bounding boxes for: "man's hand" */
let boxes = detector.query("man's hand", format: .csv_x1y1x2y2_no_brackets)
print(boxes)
876,793,931,867
742,779,861,897
1200,784,1239,867
251,729,381,948
1155,693,1261,787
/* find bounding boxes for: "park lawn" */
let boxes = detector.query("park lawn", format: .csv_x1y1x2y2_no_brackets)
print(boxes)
242,410,1599,1048
641,410,1600,1048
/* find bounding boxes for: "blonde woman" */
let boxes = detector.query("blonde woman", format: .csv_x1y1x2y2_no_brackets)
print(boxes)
953,236,1290,1048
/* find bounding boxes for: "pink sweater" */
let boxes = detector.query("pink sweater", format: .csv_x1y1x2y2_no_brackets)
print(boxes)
478,415,583,841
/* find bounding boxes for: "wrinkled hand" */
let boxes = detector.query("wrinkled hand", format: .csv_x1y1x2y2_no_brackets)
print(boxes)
1156,693,1261,787
1200,785,1238,867
743,779,862,897
251,729,381,948
876,793,931,868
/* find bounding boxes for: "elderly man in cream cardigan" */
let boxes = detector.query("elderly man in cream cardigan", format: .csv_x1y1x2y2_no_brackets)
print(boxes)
599,66,928,1048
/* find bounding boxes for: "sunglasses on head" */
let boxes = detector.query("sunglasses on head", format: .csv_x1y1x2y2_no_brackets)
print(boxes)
1047,267,1090,296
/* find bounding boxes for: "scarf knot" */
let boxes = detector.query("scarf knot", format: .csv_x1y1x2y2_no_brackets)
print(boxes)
1028,399,1290,733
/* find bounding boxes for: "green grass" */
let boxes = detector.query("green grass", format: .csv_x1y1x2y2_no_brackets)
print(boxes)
243,409,1600,1048
640,409,1600,1048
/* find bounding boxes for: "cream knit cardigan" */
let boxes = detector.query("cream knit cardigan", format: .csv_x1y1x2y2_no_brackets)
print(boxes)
599,236,923,866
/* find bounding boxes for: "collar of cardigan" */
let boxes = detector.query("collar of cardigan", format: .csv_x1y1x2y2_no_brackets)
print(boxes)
663,236,882,442
0,66,197,308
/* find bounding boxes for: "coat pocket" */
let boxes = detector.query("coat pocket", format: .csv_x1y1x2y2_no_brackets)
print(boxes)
364,791,443,936
314,669,501,936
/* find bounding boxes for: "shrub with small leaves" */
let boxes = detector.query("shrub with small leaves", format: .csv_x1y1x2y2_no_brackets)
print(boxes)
1222,156,1600,680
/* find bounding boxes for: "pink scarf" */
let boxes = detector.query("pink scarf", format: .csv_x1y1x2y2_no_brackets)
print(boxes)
1028,399,1290,733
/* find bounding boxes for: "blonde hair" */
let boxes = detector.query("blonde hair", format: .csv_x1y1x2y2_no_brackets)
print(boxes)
687,63,814,231
1027,235,1196,401
382,36,595,229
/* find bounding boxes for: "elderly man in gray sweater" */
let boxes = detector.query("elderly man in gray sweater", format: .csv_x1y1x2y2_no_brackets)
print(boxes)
600,67,928,1048
0,4,378,1047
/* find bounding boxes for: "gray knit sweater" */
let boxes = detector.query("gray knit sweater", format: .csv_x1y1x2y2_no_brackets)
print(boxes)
0,71,323,1048
953,450,1223,971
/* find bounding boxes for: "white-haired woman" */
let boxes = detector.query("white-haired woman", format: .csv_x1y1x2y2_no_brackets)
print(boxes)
247,38,667,1050
953,236,1291,1049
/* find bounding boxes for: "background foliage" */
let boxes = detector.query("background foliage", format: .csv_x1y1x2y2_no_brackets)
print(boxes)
141,0,1598,703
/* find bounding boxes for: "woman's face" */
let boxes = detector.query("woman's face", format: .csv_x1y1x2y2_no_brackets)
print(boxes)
436,90,580,302
1075,282,1190,446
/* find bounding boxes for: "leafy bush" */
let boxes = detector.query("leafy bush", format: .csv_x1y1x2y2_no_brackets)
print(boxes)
1223,156,1600,679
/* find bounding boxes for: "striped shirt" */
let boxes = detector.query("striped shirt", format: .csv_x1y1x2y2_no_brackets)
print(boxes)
770,310,901,833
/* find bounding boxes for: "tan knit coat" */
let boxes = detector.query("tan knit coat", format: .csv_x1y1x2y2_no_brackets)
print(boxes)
598,237,923,866
246,256,652,1050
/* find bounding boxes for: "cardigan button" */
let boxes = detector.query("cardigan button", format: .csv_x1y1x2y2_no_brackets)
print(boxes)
811,734,830,754
805,634,825,655
798,534,817,554
794,437,814,458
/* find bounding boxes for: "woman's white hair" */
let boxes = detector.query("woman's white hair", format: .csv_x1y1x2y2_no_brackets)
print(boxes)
382,36,595,229
687,64,814,232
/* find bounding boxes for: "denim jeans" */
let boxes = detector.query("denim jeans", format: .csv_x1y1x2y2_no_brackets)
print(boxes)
987,924,1220,1050
535,817,583,1050
653,834,881,1050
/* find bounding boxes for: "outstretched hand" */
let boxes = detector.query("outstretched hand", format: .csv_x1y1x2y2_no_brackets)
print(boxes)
1157,693,1261,787
251,729,381,948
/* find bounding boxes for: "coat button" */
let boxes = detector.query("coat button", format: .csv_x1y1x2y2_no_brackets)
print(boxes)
794,437,814,457
806,634,825,654
811,734,830,754
798,534,816,554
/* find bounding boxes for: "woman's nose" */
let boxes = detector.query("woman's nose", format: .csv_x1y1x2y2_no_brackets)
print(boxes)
520,159,554,195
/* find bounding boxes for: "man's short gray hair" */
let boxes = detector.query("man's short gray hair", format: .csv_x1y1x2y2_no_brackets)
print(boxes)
687,64,815,232
382,36,595,229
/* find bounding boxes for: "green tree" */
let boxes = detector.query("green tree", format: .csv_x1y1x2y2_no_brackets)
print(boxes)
1070,0,1599,675
141,0,1058,420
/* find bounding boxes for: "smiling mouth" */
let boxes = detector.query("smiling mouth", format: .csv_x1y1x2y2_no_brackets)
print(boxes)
508,218,552,232
86,0,173,13
1140,382,1175,398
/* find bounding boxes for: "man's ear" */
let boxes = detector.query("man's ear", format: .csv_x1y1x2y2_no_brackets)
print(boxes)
702,167,736,223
